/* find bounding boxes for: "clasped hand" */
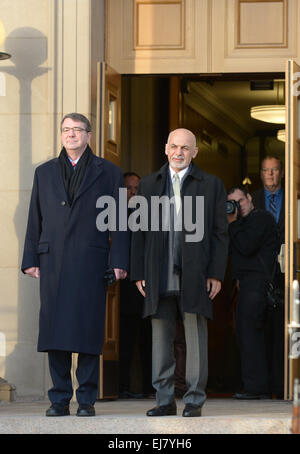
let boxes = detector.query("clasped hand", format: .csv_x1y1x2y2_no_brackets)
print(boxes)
136,278,221,300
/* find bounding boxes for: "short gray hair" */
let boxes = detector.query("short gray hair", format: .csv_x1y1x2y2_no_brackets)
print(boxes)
60,113,91,132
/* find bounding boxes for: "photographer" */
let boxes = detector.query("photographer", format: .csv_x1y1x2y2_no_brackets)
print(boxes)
227,187,279,400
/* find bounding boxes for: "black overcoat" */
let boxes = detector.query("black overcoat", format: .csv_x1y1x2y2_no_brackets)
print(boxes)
22,153,130,355
130,162,228,320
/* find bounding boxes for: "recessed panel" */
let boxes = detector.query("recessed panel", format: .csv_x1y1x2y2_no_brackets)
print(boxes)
135,1,184,49
238,1,286,47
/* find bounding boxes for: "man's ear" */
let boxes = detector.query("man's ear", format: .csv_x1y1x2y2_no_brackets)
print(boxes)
247,193,252,203
192,147,199,159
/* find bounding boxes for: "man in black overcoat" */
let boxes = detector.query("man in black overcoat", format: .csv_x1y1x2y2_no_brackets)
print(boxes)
251,155,284,398
119,172,153,398
22,113,129,416
227,187,279,399
130,128,228,417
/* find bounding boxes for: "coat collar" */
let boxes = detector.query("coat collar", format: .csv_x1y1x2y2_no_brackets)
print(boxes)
155,161,204,182
73,153,103,202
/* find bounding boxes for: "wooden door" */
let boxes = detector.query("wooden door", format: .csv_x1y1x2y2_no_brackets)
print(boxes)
284,59,300,400
96,62,122,399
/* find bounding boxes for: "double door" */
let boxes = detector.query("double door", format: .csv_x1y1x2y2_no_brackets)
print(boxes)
97,60,300,400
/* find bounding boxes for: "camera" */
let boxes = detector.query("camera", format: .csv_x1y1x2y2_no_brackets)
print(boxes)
226,200,240,215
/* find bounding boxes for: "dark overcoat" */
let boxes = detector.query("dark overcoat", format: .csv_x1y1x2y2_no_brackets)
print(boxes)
130,162,228,320
22,153,130,355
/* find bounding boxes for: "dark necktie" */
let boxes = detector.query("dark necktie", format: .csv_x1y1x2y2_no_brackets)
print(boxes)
269,194,277,220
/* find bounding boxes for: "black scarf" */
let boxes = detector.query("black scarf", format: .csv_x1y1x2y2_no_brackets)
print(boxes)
58,145,93,204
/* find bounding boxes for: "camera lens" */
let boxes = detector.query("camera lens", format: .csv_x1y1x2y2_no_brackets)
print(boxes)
226,200,236,214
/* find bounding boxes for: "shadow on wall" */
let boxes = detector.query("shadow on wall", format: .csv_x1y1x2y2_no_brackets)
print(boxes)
1,27,50,397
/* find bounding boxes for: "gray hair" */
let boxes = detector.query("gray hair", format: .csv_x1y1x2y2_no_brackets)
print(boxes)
60,113,91,132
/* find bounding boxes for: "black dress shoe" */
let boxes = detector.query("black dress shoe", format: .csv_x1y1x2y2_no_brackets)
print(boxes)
146,402,177,416
76,404,96,417
233,392,271,400
46,404,70,417
182,404,202,417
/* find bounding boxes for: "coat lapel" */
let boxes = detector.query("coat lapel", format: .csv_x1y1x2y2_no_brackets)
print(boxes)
52,158,69,203
154,163,169,196
72,154,104,203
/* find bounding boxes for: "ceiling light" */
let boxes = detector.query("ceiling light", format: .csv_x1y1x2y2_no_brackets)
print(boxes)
277,129,285,142
250,105,285,124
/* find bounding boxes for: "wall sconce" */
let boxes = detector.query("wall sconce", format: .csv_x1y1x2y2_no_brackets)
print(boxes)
242,177,252,186
250,105,285,124
277,129,286,142
0,20,11,60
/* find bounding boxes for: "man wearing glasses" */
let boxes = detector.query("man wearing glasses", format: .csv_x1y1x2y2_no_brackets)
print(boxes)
252,156,284,244
22,113,129,416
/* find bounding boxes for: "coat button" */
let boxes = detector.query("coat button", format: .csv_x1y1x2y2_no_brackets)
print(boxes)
61,201,66,206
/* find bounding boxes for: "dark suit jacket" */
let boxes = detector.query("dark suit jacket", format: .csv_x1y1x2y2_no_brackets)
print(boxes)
130,162,229,320
251,187,285,245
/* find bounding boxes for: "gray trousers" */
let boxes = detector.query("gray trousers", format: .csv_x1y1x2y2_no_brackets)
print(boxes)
151,296,208,407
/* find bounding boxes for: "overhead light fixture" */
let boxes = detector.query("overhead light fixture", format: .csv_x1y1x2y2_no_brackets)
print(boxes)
277,129,286,142
250,105,285,124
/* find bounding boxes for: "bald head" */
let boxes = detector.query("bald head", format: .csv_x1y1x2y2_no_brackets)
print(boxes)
167,129,197,148
165,128,198,172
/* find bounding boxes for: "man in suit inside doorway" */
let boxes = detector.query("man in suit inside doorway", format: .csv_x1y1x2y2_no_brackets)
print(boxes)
119,172,153,399
251,155,284,398
251,155,284,245
130,128,228,417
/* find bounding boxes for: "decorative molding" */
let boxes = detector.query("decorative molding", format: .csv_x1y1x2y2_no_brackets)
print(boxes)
211,0,298,73
107,0,208,74
236,0,288,49
134,0,185,50
107,0,300,74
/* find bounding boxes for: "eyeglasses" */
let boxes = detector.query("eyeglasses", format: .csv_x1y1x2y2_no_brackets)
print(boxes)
61,127,88,134
261,168,281,173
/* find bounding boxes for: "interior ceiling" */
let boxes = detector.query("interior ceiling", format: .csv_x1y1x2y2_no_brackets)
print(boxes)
190,78,286,134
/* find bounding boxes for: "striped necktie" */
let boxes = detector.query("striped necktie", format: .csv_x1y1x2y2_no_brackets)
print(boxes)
269,194,277,220
172,173,181,215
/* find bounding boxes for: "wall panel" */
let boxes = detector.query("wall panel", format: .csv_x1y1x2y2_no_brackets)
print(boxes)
107,0,209,73
107,0,300,74
212,0,299,73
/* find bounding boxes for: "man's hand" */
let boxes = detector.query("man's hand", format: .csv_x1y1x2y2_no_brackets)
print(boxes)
24,267,40,278
206,278,221,300
114,268,127,280
136,280,146,297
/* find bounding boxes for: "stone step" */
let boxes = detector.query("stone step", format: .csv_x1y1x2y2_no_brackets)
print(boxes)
0,398,295,435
